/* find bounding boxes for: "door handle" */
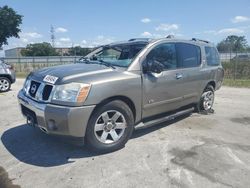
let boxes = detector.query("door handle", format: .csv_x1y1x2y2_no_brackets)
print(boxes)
176,73,183,79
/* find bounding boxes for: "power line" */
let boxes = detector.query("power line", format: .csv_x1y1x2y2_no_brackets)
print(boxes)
50,25,55,47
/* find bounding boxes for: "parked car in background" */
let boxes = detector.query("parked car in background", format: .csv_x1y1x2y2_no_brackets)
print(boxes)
18,37,224,153
0,60,16,92
232,54,250,61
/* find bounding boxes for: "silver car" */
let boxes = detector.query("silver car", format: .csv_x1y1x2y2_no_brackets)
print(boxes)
18,37,224,152
0,60,16,92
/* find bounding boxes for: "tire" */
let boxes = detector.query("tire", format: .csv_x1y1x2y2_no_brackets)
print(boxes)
196,85,215,114
85,100,134,153
0,77,11,92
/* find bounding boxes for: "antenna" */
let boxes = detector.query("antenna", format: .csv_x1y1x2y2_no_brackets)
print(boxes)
50,25,55,47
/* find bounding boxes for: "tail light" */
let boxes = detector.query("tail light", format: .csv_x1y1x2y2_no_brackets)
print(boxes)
5,63,14,70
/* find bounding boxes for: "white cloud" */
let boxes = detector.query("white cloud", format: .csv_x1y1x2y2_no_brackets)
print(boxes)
81,40,87,44
202,27,245,36
90,35,114,46
141,31,152,37
217,28,244,35
59,37,71,42
141,18,151,23
155,24,179,31
55,27,68,33
21,38,29,43
231,16,250,23
21,32,43,38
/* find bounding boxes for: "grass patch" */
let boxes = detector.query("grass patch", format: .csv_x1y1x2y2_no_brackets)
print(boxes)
223,79,250,88
16,72,29,78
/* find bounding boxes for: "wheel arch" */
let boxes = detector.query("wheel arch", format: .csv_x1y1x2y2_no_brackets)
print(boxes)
0,75,12,83
205,80,216,90
91,95,136,122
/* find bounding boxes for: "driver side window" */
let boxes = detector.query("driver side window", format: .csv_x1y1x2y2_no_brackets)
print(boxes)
146,43,177,70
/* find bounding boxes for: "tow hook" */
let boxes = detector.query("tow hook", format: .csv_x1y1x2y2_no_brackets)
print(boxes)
27,115,35,127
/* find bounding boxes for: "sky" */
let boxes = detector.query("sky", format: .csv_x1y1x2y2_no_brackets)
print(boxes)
1,0,250,57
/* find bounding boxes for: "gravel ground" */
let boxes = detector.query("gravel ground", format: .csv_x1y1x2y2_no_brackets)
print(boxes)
0,79,250,188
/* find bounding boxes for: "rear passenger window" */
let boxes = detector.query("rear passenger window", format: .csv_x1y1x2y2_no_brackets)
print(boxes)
205,47,220,66
176,43,201,68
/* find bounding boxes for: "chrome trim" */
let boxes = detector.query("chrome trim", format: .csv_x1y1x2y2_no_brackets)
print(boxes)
18,90,46,116
24,78,54,102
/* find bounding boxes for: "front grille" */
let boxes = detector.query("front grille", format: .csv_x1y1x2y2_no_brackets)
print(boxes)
42,85,53,100
26,79,53,102
29,81,41,97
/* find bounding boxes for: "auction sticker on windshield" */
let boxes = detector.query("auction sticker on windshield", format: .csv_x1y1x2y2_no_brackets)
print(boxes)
43,75,58,84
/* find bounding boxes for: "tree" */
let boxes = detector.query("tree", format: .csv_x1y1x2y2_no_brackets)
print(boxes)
0,5,23,48
69,46,92,56
21,42,59,56
217,35,248,53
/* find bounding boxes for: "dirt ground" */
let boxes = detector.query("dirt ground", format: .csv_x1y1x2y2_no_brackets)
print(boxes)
0,79,250,188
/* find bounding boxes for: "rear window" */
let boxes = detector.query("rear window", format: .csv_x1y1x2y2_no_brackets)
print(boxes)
176,43,201,68
205,47,220,66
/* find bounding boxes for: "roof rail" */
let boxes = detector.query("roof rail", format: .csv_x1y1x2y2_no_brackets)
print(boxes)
128,38,151,42
166,35,174,39
191,38,210,43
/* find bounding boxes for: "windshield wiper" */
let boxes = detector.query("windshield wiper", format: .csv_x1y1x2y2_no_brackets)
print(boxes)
78,57,90,63
78,56,116,69
96,60,116,69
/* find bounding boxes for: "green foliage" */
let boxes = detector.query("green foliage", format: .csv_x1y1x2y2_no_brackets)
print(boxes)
21,42,59,56
223,79,250,88
68,46,92,56
217,35,248,53
222,61,250,79
0,5,23,47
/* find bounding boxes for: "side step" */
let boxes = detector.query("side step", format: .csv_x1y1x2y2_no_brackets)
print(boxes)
135,107,194,130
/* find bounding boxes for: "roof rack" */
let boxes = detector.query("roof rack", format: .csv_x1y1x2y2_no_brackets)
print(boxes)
191,38,210,43
128,38,151,42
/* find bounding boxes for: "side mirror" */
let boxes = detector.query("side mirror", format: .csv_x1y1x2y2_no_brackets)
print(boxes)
150,61,164,73
143,60,164,74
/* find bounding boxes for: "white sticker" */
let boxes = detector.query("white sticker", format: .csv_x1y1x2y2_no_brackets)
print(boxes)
43,75,58,84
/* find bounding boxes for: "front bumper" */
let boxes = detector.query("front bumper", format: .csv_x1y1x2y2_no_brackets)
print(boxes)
17,89,95,138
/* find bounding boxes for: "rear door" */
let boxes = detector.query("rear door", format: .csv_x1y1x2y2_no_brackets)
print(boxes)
174,43,204,106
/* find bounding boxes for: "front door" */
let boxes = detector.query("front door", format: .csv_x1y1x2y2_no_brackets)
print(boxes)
142,43,185,118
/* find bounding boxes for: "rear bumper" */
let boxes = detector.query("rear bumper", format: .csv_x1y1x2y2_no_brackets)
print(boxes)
17,89,96,138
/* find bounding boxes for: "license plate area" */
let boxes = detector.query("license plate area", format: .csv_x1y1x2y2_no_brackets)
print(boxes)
21,104,38,126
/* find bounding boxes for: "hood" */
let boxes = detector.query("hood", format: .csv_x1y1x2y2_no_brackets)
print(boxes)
30,63,124,84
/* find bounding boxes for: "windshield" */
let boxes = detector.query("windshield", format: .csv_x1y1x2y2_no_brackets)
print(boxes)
80,43,147,67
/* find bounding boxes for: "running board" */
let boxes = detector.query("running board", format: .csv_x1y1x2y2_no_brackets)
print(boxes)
135,107,194,130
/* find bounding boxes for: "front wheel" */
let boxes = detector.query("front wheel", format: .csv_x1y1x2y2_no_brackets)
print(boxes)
197,85,215,114
85,100,134,153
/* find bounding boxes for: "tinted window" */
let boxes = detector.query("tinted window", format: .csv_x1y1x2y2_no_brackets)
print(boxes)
205,47,220,66
146,43,177,70
176,43,201,68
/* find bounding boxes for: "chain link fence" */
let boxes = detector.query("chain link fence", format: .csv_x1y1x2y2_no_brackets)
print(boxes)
1,54,250,80
0,56,81,73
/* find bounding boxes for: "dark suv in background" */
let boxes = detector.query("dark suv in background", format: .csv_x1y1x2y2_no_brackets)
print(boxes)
0,60,16,92
18,37,224,152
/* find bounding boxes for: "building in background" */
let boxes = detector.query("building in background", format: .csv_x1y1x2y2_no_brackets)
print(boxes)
5,47,25,58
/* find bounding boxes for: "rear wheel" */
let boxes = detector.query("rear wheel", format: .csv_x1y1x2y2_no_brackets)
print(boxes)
197,85,215,114
85,100,134,153
0,77,11,92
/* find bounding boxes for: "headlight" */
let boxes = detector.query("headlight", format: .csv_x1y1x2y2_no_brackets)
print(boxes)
52,83,91,103
23,78,31,94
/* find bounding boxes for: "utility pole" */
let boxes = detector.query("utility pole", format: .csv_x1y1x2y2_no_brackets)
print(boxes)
50,25,55,47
